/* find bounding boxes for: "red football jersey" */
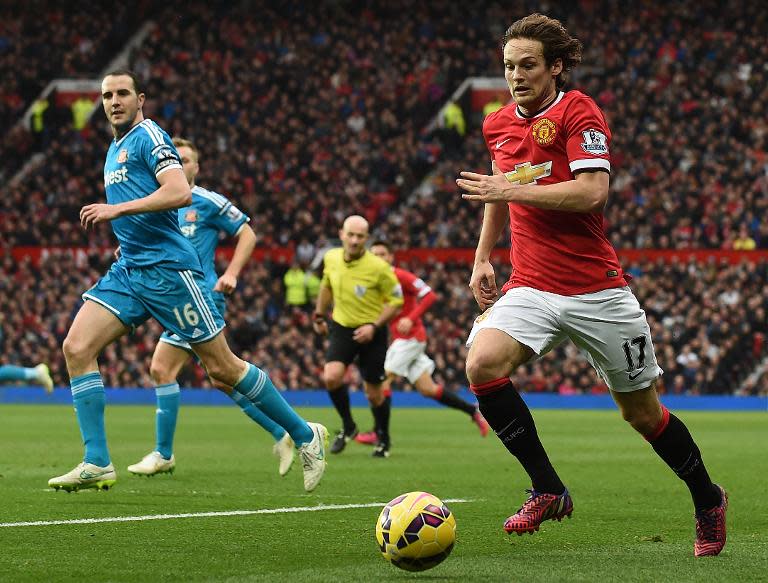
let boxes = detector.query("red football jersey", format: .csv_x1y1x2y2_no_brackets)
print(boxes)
390,267,436,342
483,90,627,295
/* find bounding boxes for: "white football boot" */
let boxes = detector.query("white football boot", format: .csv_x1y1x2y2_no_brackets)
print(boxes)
298,423,328,492
273,433,295,476
49,462,117,492
127,451,176,476
35,363,54,394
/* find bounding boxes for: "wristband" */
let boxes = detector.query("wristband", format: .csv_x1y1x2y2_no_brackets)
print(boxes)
313,312,325,322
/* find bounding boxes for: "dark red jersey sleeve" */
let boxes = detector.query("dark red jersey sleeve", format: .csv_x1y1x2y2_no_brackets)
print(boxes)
564,95,612,175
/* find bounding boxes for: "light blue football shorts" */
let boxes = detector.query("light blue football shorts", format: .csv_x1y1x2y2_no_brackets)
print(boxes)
83,262,225,344
158,292,227,352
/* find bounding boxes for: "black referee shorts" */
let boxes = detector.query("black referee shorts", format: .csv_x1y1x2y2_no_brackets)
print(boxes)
326,320,388,384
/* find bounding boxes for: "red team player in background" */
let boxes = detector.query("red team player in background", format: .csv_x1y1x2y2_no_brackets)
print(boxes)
355,241,489,445
457,14,726,556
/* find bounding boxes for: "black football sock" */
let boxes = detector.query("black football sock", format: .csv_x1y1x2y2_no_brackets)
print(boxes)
434,385,477,416
647,408,721,512
328,385,356,434
471,378,565,495
371,397,391,446
371,395,390,434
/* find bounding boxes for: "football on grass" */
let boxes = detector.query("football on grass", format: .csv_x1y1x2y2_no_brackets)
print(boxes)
375,491,456,572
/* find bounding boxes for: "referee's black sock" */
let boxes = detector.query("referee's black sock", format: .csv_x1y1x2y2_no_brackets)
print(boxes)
371,396,391,446
434,384,477,416
328,385,356,435
470,378,565,495
371,395,390,435
646,406,721,512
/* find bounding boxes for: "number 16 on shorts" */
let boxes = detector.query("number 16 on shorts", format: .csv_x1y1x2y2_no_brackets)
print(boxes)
173,302,200,329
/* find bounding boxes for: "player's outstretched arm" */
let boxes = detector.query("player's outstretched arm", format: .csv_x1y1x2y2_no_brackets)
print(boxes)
215,224,257,294
81,168,192,228
459,163,609,213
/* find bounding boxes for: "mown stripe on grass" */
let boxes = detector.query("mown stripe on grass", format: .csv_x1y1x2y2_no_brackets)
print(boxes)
0,498,472,528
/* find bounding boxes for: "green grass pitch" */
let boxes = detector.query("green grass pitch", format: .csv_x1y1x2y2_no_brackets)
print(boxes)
0,404,765,582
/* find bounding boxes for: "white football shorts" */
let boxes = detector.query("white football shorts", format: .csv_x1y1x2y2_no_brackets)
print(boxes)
384,338,436,384
466,286,662,393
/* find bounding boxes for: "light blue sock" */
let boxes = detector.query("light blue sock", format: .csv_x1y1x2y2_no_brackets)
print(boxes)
71,372,110,467
155,383,180,459
0,365,36,382
229,391,287,442
233,364,313,445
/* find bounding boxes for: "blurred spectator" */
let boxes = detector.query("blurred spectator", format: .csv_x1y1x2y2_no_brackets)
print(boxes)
294,237,316,266
29,97,49,147
438,100,466,158
733,223,757,250
306,266,322,306
483,93,506,117
283,261,308,307
70,95,94,132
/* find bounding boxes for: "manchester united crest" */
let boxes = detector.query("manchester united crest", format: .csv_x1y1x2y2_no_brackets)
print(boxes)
184,209,198,222
532,118,557,146
117,149,129,163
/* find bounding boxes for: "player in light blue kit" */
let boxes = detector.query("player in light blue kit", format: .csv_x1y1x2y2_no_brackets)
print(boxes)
0,363,53,393
127,138,295,478
48,70,327,493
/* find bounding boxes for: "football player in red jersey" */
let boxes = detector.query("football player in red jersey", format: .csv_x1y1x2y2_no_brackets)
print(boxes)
456,13,726,556
351,241,489,443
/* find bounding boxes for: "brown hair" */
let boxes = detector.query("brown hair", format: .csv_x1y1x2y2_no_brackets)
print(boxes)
103,69,144,95
502,13,582,90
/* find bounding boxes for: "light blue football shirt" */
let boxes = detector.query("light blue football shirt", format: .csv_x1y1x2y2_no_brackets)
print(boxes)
103,119,202,270
178,186,249,290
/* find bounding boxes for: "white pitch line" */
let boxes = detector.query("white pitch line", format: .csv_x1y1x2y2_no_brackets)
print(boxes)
0,498,472,528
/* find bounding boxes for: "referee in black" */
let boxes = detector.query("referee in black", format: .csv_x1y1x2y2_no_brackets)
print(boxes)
313,215,403,458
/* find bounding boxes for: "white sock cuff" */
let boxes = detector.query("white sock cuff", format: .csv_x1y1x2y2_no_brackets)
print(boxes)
155,383,181,396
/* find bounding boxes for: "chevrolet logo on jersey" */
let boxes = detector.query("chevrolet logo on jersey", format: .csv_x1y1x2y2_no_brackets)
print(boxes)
503,161,552,185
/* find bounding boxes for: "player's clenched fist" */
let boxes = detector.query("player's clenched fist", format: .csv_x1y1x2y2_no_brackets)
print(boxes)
214,274,238,294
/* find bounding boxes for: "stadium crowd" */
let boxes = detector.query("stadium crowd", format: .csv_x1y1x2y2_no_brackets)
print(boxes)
1,1,767,396
1,0,496,247
396,1,768,249
0,2,152,183
2,249,766,396
2,0,766,250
